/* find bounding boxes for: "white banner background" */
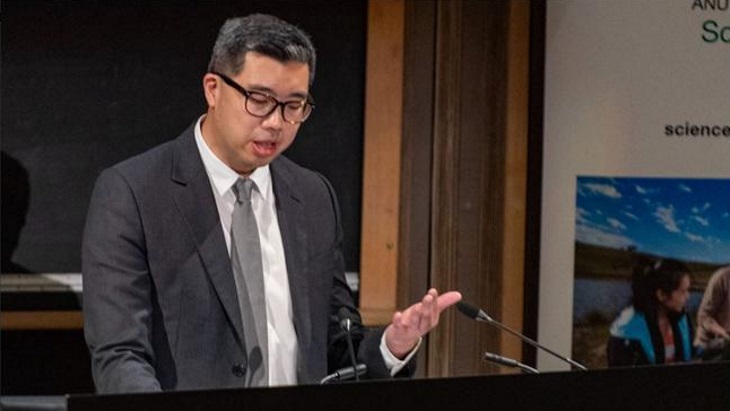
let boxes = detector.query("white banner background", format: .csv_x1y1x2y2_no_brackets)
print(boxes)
540,0,730,370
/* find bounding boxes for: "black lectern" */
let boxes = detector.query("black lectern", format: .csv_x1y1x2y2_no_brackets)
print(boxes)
68,362,730,411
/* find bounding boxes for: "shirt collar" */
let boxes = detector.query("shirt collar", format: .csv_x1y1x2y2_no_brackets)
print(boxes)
194,115,271,201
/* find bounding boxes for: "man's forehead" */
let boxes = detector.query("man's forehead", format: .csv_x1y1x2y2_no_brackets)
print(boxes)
237,52,310,96
238,52,308,73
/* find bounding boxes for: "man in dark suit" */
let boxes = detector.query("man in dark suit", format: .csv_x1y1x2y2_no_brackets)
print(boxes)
82,14,461,393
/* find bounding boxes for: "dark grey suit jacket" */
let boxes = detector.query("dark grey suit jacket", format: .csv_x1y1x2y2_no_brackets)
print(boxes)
82,124,412,393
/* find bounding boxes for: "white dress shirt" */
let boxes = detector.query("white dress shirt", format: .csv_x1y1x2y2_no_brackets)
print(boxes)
193,116,416,385
195,118,297,386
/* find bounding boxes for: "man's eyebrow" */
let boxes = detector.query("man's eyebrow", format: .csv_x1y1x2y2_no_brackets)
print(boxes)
246,84,309,100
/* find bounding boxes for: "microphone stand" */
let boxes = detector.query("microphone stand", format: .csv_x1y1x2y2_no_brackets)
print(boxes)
343,318,359,381
479,314,587,371
457,301,588,371
339,307,360,381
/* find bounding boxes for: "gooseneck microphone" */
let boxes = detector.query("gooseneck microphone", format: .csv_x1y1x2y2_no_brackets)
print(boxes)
338,307,361,381
456,301,588,371
483,351,539,374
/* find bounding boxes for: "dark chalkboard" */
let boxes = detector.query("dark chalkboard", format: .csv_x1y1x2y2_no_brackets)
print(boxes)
1,0,366,273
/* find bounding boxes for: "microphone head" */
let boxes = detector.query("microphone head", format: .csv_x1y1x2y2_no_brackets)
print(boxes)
456,301,481,319
338,307,354,331
456,301,492,322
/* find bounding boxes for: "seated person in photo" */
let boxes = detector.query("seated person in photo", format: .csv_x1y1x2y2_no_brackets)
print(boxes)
607,258,695,367
694,266,730,361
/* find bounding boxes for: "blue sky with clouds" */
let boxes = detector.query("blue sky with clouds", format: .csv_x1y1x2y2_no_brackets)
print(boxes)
575,176,730,265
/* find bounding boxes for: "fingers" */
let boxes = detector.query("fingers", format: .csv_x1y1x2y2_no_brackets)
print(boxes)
436,290,463,311
390,289,462,335
384,289,463,358
408,289,463,333
390,311,404,331
419,290,435,331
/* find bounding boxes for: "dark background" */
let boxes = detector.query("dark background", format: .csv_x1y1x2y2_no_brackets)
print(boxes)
1,0,366,275
1,0,367,395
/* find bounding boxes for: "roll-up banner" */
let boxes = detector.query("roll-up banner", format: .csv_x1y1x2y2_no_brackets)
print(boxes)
540,0,730,370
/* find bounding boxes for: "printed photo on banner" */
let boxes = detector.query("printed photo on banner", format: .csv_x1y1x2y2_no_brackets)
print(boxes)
571,176,730,368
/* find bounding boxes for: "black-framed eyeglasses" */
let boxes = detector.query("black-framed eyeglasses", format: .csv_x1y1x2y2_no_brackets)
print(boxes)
211,71,314,124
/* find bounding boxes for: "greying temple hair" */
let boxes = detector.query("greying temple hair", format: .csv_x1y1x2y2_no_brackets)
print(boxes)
207,14,317,85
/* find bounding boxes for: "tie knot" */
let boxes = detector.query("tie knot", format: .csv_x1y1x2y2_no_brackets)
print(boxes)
232,178,255,203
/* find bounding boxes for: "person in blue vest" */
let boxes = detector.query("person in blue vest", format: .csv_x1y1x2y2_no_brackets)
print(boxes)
607,258,696,367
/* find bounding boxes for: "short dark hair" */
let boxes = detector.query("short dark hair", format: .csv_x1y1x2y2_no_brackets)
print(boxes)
207,14,317,85
631,258,691,314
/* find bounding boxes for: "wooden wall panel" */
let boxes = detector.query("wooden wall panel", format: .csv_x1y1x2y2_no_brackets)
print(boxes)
359,0,405,325
427,0,464,377
360,0,530,377
501,0,530,362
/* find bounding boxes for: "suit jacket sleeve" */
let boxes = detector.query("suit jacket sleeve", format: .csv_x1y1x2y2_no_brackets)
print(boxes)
317,173,416,380
82,167,162,393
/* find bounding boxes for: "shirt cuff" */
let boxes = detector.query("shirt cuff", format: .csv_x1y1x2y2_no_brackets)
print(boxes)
379,333,422,376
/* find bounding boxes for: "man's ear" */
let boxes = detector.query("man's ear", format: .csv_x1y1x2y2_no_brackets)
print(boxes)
203,73,220,108
656,289,667,302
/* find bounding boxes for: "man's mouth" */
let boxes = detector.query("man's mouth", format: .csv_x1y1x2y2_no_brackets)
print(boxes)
252,140,277,156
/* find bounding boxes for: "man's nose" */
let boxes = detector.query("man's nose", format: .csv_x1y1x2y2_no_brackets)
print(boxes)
260,106,284,129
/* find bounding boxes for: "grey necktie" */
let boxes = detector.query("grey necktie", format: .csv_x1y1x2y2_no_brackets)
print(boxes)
230,178,268,387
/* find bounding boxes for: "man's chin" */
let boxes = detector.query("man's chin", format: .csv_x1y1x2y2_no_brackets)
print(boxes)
232,157,275,176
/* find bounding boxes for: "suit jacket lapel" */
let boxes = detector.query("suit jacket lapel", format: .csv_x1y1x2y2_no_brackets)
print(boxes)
270,160,312,366
167,131,312,374
169,126,245,346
